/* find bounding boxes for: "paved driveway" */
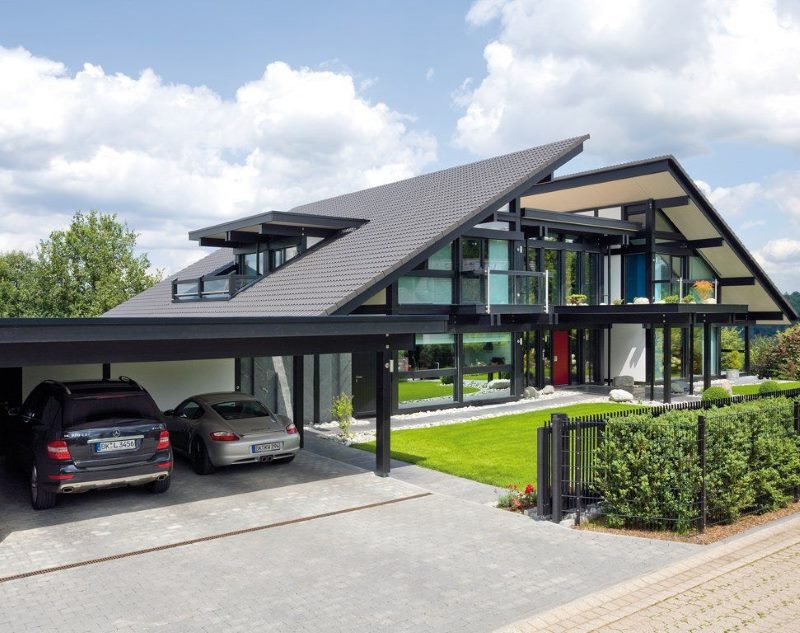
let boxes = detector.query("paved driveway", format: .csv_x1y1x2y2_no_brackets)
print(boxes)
0,450,696,632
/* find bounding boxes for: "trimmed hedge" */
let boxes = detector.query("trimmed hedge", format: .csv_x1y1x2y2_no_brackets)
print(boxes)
759,380,780,394
702,386,730,401
593,397,800,532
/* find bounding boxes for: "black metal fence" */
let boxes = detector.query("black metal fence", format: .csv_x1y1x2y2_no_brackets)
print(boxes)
537,389,800,532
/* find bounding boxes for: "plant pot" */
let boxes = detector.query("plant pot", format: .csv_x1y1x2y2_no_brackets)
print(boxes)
703,298,717,304
726,369,740,380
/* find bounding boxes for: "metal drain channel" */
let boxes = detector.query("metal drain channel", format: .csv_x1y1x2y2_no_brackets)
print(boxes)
0,491,432,584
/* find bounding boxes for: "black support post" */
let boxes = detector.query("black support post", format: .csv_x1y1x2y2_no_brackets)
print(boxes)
102,363,111,380
292,355,304,448
703,321,711,391
646,326,655,401
375,348,392,477
550,412,567,523
688,323,695,395
663,326,672,404
697,415,707,534
744,325,751,375
312,354,320,423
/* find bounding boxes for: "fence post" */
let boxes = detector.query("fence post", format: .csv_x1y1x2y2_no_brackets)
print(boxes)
575,419,582,526
550,413,567,523
794,402,800,503
697,415,707,534
536,426,549,517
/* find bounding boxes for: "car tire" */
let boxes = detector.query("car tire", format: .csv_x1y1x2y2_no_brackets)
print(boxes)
30,465,57,510
191,438,216,475
147,476,171,494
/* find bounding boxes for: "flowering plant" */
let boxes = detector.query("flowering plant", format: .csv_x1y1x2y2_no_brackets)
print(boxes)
693,280,714,301
497,483,537,512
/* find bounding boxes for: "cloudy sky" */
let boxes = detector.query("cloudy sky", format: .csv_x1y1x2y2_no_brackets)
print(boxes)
1,0,799,290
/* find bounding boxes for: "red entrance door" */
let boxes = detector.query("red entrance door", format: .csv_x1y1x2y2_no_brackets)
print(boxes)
553,331,569,386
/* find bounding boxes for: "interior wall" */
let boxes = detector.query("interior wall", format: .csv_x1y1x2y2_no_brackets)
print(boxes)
608,324,647,383
22,359,235,411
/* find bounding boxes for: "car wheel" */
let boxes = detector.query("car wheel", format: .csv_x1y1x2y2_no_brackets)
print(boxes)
191,438,216,475
147,476,171,494
30,465,57,510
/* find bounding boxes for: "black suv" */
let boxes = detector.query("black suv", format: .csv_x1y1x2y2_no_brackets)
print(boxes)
5,378,172,509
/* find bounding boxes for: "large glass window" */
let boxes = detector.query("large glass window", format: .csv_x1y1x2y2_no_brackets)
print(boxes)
564,251,578,298
415,243,453,271
462,332,512,369
488,239,510,305
398,277,453,304
241,251,259,276
653,253,684,301
625,253,647,303
544,250,560,305
582,252,600,304
397,334,455,372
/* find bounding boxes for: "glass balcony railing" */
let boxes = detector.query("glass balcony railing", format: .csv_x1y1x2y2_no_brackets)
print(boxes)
172,273,261,301
485,269,549,312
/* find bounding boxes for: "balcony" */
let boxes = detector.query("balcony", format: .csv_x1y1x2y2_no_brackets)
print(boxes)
458,269,549,315
172,273,261,301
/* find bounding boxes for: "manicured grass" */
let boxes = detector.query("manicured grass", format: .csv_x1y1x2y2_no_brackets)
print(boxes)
731,381,800,395
398,380,478,403
353,402,639,489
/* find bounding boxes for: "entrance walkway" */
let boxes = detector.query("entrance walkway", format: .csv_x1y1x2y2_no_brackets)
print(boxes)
497,513,800,632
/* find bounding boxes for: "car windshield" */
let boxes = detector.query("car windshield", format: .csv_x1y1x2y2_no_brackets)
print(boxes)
211,400,271,420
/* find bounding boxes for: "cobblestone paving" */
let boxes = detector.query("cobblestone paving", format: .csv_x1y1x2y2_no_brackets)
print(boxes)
498,515,800,633
0,452,696,632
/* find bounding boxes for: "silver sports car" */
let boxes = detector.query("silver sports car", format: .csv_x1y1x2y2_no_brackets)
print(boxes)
164,392,300,474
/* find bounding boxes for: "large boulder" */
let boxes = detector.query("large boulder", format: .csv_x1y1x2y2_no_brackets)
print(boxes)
523,386,540,399
609,389,634,402
612,375,635,390
488,378,510,390
541,385,555,395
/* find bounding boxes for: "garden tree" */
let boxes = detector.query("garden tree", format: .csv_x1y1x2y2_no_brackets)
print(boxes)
31,211,162,317
0,251,36,317
752,324,800,380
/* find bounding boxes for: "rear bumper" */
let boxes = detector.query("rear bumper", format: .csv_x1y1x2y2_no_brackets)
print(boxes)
206,434,301,466
58,471,168,493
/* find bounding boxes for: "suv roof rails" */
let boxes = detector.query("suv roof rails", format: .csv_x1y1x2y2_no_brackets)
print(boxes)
117,376,144,391
42,379,72,396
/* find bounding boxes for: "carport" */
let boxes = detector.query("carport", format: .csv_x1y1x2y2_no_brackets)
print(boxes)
0,314,448,476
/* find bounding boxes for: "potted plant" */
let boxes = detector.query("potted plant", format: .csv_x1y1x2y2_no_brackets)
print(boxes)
663,295,680,304
693,280,715,304
612,298,623,305
722,350,742,380
681,294,695,304
566,293,588,306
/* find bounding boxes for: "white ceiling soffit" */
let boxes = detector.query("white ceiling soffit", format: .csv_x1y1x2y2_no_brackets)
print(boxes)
521,172,684,212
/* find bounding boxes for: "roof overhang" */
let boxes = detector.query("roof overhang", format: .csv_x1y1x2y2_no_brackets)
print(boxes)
522,159,797,325
189,211,369,248
0,315,447,367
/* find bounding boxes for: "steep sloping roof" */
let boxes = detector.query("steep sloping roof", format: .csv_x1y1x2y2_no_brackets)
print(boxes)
107,135,588,317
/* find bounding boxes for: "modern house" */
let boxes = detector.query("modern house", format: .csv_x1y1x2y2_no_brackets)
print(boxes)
99,134,796,419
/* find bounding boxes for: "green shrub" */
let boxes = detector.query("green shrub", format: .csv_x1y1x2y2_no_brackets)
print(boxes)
330,392,354,439
722,350,743,371
702,386,730,401
439,375,453,385
681,295,695,304
663,295,680,304
752,325,800,380
759,380,780,394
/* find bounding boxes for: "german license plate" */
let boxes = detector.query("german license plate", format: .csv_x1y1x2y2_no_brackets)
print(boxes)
95,439,137,453
251,442,282,454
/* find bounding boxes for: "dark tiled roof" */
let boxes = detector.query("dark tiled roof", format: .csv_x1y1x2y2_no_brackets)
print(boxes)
106,135,588,317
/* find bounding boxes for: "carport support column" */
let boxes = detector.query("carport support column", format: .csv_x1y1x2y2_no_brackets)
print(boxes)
703,321,712,391
102,363,110,380
375,348,392,477
663,326,671,404
293,355,304,448
744,326,751,375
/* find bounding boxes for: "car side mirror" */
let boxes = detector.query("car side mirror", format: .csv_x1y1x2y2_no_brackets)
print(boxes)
163,409,175,417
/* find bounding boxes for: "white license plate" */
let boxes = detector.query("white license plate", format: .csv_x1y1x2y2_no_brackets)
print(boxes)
251,442,282,454
95,439,137,453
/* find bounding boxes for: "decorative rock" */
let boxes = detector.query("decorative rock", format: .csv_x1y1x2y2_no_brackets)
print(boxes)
541,385,555,395
716,379,733,395
609,389,634,402
523,386,540,399
671,379,688,395
633,297,650,305
488,378,510,390
612,375,635,390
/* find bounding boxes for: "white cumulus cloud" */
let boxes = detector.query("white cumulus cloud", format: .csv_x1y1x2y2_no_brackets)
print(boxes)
0,46,437,272
456,0,800,162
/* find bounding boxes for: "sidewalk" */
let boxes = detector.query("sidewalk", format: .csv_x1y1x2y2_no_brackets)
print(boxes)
496,512,800,632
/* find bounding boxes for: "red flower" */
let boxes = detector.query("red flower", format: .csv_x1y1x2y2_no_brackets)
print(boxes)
524,484,534,495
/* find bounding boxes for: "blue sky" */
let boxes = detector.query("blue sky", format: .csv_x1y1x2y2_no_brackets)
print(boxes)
0,0,799,290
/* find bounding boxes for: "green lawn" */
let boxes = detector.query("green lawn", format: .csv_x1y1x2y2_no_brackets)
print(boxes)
398,380,478,403
731,381,800,395
353,402,639,489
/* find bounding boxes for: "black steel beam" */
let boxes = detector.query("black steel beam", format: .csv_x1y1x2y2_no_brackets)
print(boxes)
688,237,725,249
663,326,671,404
292,355,304,447
375,349,392,476
703,321,711,391
717,277,755,287
744,326,751,374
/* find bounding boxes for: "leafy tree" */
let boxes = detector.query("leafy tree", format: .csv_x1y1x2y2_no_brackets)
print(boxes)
0,251,36,317
752,324,800,380
2,211,161,318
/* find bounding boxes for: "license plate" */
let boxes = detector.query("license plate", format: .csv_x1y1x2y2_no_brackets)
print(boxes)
95,439,138,453
251,442,282,454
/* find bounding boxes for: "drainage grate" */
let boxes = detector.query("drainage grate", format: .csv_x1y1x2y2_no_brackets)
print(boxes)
0,491,432,584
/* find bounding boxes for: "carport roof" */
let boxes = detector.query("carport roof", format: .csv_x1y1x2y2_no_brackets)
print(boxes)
0,315,448,367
